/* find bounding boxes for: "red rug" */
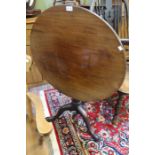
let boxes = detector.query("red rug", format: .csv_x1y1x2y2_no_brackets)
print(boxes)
39,86,129,155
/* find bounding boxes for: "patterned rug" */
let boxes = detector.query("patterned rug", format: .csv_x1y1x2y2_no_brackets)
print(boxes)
29,84,129,155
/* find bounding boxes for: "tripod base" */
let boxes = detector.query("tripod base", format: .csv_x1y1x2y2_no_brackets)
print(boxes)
46,99,100,141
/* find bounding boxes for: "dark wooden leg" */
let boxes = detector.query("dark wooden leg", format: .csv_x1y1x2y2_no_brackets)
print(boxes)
46,102,77,122
113,91,128,124
77,104,100,141
45,99,100,141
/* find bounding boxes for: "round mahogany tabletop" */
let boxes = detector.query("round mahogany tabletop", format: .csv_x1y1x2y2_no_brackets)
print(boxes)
31,5,126,101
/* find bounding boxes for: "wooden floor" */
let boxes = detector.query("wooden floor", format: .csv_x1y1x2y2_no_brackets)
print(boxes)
26,118,51,155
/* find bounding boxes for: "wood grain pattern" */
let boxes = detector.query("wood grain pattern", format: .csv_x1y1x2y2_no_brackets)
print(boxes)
31,6,126,101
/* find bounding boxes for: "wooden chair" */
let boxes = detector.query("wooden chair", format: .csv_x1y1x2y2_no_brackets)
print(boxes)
26,54,53,144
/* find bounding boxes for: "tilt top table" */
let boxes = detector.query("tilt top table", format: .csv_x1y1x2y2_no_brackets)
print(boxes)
30,5,126,141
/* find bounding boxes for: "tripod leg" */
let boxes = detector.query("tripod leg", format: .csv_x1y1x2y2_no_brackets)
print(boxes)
46,103,75,122
77,104,100,141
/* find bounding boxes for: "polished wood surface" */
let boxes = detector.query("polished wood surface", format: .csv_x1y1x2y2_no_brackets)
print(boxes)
31,6,126,101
